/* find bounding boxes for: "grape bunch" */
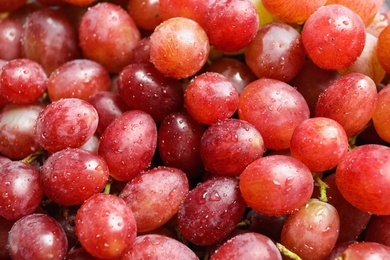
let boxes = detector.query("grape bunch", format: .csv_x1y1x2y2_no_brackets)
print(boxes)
1,0,390,259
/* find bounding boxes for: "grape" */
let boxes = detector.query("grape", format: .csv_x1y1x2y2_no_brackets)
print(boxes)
0,58,47,104
364,215,390,246
0,161,43,220
98,110,157,181
0,216,14,259
35,98,99,153
336,144,390,215
325,241,356,260
341,242,390,259
373,84,390,143
65,246,99,260
61,0,96,6
88,91,129,136
281,199,340,260
0,102,45,159
0,0,27,13
248,0,275,26
0,18,22,60
377,24,390,74
246,209,288,242
244,22,306,82
129,36,151,64
149,17,210,79
312,174,371,243
326,0,384,26
47,59,111,102
75,193,137,259
239,155,313,216
238,78,310,150
367,12,389,38
117,63,184,122
204,57,257,94
119,166,189,232
200,118,266,176
127,0,162,31
21,8,81,75
158,112,205,179
261,0,326,24
78,2,141,73
315,73,378,137
290,60,341,116
211,232,282,259
41,148,109,206
301,4,366,70
184,72,239,125
177,176,246,246
204,0,259,52
290,117,349,172
7,213,68,260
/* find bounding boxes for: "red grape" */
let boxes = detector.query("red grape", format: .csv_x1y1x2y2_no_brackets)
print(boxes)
35,98,99,153
98,110,157,181
245,22,306,82
336,144,390,215
0,161,43,220
0,18,22,61
200,118,265,176
377,24,390,74
184,72,239,125
47,59,111,102
119,166,189,232
238,78,310,150
239,155,313,216
75,193,137,259
301,4,366,70
341,242,390,259
281,199,340,260
204,0,259,52
78,2,141,73
129,36,151,64
0,216,14,259
0,0,28,13
364,215,390,246
373,84,390,142
62,0,96,6
0,58,47,104
7,213,68,260
127,0,162,31
177,176,246,246
117,63,184,122
149,17,210,79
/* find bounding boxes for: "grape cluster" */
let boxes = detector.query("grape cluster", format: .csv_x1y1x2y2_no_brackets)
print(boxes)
0,0,390,259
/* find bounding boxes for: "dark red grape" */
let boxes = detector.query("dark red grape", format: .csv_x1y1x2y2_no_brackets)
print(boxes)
341,242,390,259
240,155,313,216
129,36,151,64
7,213,68,260
75,193,137,259
0,18,22,60
200,118,266,176
0,0,28,13
364,215,390,246
35,98,99,153
117,63,184,122
0,216,14,259
177,176,246,246
98,110,157,181
0,161,43,220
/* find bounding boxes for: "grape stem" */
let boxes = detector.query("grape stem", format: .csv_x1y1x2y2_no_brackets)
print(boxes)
21,148,44,164
313,172,329,203
276,243,302,260
104,181,111,195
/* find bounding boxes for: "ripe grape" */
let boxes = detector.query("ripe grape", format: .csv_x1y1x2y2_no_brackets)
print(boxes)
61,0,96,6
119,166,189,232
0,0,27,13
149,17,210,79
341,242,390,259
301,4,366,70
0,161,43,220
373,84,390,143
245,22,306,82
239,155,313,216
210,232,282,259
21,8,81,75
74,193,137,259
35,98,99,153
47,59,111,101
177,176,246,246
41,148,109,206
364,215,390,246
0,58,47,104
200,118,266,176
78,2,141,73
377,24,390,74
117,62,184,122
0,216,14,259
157,112,206,179
290,117,349,172
129,36,151,64
184,72,239,125
204,0,259,52
315,73,378,137
127,0,162,31
336,144,390,215
7,213,68,260
238,78,310,150
281,199,340,260
98,110,157,181
0,18,22,60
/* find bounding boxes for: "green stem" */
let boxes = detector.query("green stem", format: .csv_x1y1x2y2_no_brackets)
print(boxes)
21,148,44,164
276,243,302,260
104,181,111,194
313,172,329,203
